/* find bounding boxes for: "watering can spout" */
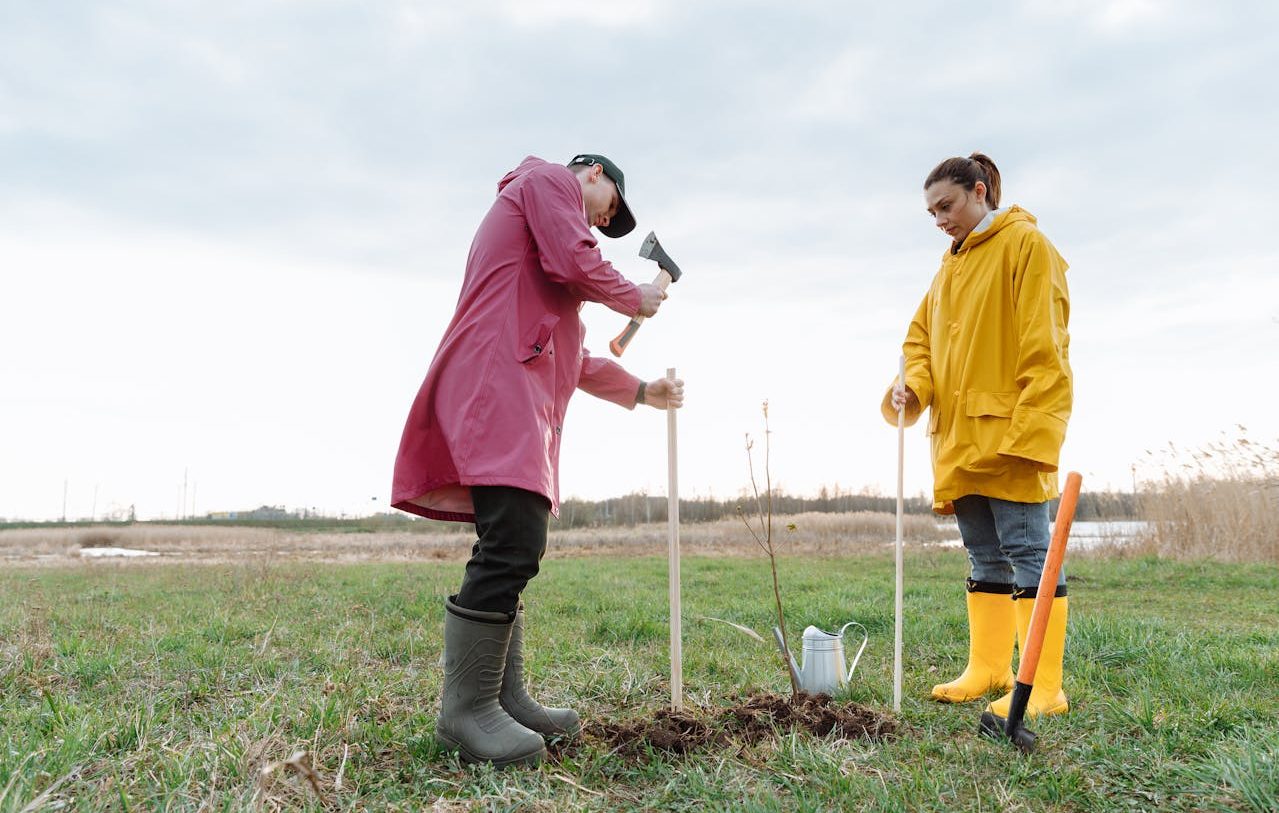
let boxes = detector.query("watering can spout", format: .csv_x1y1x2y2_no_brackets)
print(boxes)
772,627,801,688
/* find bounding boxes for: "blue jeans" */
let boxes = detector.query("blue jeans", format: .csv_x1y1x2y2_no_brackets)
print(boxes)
952,495,1065,592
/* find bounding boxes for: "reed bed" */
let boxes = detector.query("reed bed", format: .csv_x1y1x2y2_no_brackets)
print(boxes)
1139,430,1279,564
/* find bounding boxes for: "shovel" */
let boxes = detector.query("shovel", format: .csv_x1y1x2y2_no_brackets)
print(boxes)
978,470,1082,753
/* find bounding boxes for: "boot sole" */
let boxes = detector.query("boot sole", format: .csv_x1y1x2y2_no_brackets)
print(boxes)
931,682,1014,703
539,723,582,743
519,716,582,740
437,732,545,769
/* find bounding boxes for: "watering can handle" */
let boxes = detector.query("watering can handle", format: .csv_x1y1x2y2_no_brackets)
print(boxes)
838,621,869,683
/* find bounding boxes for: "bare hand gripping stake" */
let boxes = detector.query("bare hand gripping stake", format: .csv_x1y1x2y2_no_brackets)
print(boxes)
610,231,683,357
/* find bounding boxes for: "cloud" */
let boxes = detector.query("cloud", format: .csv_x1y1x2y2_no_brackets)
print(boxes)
2,1,1278,516
497,0,668,28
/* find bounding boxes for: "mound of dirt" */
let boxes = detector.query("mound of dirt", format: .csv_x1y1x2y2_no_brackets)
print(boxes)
572,692,896,760
724,691,896,740
589,708,724,756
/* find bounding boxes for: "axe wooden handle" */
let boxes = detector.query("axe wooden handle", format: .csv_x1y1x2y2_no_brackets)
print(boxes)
609,268,673,357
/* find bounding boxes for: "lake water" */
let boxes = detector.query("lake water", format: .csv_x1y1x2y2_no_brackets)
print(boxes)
933,520,1149,550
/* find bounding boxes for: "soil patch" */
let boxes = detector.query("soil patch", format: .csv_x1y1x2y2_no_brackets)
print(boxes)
565,692,897,761
724,691,896,739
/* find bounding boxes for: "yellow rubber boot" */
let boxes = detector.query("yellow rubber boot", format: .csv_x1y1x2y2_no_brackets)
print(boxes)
987,592,1069,718
931,585,1016,703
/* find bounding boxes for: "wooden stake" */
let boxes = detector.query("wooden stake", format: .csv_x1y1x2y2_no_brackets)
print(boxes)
666,367,683,711
894,355,906,713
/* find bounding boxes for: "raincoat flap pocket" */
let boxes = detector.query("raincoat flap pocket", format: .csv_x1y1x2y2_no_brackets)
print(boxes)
965,390,1018,418
518,314,560,363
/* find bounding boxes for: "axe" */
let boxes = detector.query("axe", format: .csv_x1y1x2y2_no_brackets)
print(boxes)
609,231,683,357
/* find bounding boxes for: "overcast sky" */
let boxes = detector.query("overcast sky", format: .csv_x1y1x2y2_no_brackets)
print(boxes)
3,1,1276,521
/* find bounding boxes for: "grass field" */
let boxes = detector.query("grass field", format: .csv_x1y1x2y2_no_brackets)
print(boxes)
3,545,1277,812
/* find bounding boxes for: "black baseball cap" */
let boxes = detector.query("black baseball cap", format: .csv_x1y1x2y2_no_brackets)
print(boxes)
568,153,636,238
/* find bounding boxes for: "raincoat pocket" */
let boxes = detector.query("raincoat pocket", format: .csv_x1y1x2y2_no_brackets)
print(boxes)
965,391,1018,419
962,390,1019,474
518,314,560,364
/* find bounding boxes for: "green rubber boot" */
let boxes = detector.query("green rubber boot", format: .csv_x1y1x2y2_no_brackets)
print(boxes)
500,605,581,739
436,598,546,767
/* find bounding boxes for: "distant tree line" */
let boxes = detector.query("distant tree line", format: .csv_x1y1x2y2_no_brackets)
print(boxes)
1063,489,1141,521
550,486,1143,530
0,487,1143,532
552,488,935,529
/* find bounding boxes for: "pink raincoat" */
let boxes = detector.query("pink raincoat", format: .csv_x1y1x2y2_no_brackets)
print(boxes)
392,157,643,522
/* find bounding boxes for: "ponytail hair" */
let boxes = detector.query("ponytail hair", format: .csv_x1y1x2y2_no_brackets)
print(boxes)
924,152,1001,208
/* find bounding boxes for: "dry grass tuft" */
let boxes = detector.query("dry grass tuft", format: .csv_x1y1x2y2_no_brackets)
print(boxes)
257,750,328,808
1139,429,1278,563
74,529,122,548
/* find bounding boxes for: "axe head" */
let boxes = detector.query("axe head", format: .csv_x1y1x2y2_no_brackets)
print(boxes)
638,231,682,282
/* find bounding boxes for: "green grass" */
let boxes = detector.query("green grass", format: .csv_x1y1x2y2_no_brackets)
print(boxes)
2,552,1276,811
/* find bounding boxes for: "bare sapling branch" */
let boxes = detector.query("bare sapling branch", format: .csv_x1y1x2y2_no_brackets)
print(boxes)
743,400,801,699
736,435,771,555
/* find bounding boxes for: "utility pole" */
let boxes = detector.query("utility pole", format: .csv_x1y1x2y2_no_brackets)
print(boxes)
92,483,99,522
182,468,189,521
61,479,68,523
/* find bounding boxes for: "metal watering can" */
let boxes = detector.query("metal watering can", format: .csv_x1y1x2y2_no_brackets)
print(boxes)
772,622,868,695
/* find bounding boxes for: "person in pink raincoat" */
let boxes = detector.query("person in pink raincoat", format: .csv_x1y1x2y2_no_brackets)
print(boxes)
391,154,684,768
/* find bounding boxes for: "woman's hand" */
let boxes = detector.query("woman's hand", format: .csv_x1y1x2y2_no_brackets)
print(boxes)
891,383,919,412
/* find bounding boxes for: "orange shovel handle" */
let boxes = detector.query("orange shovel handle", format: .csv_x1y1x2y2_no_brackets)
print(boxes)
1015,471,1082,684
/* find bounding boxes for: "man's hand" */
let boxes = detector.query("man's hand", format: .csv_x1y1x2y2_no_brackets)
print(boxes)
643,375,684,409
637,283,667,318
891,383,919,413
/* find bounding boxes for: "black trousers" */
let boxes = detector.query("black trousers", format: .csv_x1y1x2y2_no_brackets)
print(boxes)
454,485,550,615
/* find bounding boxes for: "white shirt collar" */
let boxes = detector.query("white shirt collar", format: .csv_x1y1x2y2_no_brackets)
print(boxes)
970,206,1009,237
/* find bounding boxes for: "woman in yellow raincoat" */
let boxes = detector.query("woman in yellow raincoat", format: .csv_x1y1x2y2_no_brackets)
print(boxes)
882,153,1072,719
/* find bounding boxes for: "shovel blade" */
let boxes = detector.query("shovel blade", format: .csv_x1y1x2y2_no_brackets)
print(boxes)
978,710,1004,739
978,710,1038,754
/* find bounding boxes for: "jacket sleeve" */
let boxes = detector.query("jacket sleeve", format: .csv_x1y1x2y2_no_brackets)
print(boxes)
998,233,1072,470
880,291,935,426
521,167,643,317
577,345,642,409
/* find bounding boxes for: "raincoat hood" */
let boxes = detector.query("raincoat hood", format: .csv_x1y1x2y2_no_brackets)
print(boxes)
954,206,1036,254
497,156,548,194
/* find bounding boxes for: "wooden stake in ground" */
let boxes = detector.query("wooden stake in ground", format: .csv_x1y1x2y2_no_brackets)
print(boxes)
894,354,906,713
666,366,683,711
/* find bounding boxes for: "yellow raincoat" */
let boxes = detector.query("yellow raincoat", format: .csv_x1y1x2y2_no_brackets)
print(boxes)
881,206,1072,513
